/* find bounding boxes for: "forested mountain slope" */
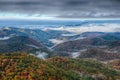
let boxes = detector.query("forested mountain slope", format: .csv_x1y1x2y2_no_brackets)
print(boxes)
0,52,120,80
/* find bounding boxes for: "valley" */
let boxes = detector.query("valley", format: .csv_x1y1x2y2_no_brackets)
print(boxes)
0,20,120,80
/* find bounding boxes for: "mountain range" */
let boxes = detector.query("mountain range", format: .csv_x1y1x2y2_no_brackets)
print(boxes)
0,25,120,80
0,27,120,60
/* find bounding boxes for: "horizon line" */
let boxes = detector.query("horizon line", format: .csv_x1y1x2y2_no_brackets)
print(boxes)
0,17,120,21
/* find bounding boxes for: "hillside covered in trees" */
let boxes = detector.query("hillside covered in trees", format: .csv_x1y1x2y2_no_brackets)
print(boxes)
0,52,120,80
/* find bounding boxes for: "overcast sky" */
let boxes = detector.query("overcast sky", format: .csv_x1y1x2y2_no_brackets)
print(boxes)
0,0,120,19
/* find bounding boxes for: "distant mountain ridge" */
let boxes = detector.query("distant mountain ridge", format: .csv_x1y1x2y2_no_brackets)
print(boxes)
53,32,120,60
0,27,71,47
0,27,120,61
0,36,46,53
54,32,120,51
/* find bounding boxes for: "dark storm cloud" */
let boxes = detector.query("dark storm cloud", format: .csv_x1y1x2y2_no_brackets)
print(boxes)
0,0,120,18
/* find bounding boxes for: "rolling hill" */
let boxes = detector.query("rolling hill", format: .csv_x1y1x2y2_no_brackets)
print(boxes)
0,36,47,53
0,52,120,80
53,32,120,59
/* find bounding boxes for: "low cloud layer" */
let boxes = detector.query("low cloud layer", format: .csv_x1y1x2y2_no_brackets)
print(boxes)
0,0,120,19
46,23,120,33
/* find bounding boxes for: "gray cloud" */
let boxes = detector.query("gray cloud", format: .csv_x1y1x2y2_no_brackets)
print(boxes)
0,0,120,18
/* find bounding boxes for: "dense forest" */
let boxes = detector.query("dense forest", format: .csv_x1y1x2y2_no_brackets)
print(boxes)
0,52,120,80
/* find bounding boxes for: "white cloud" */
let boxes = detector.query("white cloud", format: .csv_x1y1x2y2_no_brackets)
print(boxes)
46,23,120,33
0,36,10,40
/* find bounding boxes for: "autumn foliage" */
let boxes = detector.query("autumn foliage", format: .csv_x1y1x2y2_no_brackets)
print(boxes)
0,53,120,80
